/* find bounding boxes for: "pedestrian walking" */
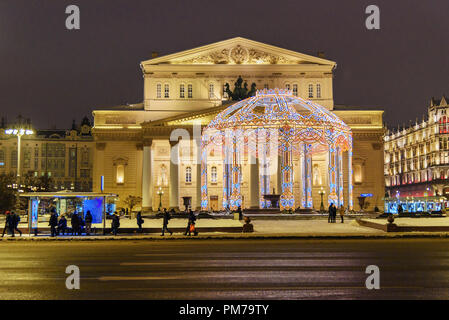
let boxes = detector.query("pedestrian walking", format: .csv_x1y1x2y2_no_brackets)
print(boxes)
1,211,13,237
49,212,58,237
136,211,144,233
339,205,345,223
184,209,197,236
111,211,120,236
161,209,172,236
57,215,68,235
71,212,80,235
84,210,93,235
12,211,22,236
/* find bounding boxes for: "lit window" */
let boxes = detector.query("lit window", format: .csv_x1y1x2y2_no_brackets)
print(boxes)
180,84,185,98
264,84,269,90
0,150,4,167
211,166,217,183
185,167,192,182
293,84,298,96
156,83,161,98
164,84,169,98
316,83,321,98
11,150,17,168
354,164,362,183
116,164,125,184
285,84,291,91
188,84,193,98
209,83,214,99
308,84,314,98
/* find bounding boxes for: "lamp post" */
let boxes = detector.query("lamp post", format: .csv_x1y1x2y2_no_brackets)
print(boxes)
157,186,164,212
318,187,326,212
5,126,33,209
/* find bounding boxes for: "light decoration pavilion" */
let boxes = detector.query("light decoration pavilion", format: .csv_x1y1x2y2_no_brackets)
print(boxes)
200,89,353,211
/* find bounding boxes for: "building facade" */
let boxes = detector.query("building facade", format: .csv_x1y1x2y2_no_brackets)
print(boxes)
384,97,449,212
0,117,94,191
92,37,385,212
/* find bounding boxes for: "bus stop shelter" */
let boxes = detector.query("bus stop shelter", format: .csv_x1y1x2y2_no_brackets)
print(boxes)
20,191,117,236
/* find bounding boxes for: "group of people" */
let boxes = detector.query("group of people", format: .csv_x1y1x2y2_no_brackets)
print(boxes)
328,203,346,223
160,208,198,236
1,211,22,237
48,210,94,237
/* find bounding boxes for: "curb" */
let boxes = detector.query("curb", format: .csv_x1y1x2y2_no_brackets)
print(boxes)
3,232,449,241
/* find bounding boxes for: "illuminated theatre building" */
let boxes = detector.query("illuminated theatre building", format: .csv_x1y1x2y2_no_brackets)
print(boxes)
384,97,449,213
92,38,384,212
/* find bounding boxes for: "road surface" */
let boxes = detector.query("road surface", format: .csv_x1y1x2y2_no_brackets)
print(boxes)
1,239,449,299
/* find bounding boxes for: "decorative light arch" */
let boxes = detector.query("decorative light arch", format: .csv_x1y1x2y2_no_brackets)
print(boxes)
201,89,353,211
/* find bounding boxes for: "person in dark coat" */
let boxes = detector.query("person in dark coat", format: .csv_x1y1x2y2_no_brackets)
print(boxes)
111,212,120,236
184,209,197,236
332,203,337,223
398,204,404,214
71,212,80,235
161,209,172,236
12,211,22,236
136,211,144,233
84,210,93,235
49,212,58,237
57,215,68,235
237,206,243,220
328,204,333,223
2,211,13,237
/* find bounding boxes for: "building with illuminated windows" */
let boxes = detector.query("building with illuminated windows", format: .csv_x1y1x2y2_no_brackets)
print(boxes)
0,117,94,192
92,37,385,212
384,97,449,213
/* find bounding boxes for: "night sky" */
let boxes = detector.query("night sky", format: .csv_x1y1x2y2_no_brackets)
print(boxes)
0,0,448,129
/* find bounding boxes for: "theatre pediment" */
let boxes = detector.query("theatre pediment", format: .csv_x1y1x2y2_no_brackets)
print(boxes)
142,37,335,66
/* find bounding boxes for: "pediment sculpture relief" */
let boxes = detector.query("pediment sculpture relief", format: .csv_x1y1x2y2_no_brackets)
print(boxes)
175,45,296,65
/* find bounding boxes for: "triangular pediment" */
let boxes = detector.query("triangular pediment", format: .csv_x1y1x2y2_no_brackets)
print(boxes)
142,37,335,66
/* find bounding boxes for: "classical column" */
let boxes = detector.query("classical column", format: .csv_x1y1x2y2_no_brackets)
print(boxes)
250,155,260,208
169,140,179,210
141,139,153,212
200,138,208,210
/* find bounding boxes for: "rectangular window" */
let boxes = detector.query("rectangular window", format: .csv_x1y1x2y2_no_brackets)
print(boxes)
188,84,193,98
156,84,161,98
211,166,217,183
180,84,185,98
264,84,269,90
308,84,314,98
316,83,321,98
164,84,169,98
293,84,298,96
209,83,214,99
116,165,125,184
186,167,192,183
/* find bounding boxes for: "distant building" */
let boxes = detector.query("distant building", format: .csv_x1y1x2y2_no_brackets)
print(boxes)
0,117,94,191
384,97,449,212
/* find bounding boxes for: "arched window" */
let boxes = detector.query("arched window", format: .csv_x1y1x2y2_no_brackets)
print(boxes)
211,166,217,183
188,84,193,98
116,165,125,184
292,84,298,96
180,84,185,98
316,83,321,98
209,83,214,99
308,84,314,98
164,84,170,98
285,83,291,91
185,167,192,182
353,164,362,183
156,83,162,98
158,164,168,186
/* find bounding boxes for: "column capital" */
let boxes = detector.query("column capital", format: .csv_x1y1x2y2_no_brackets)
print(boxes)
143,138,153,147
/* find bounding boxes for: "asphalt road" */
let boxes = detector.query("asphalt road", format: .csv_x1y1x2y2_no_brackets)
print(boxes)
1,238,449,299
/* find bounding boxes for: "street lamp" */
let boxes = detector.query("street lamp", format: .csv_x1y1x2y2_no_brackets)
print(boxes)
5,125,33,209
318,187,326,212
157,186,164,211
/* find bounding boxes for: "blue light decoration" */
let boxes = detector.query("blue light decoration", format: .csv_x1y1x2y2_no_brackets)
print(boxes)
201,89,353,211
31,198,39,229
360,193,373,197
83,197,104,223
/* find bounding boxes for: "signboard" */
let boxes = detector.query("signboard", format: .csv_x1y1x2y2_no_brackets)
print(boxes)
31,199,39,229
83,197,104,224
360,193,373,197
